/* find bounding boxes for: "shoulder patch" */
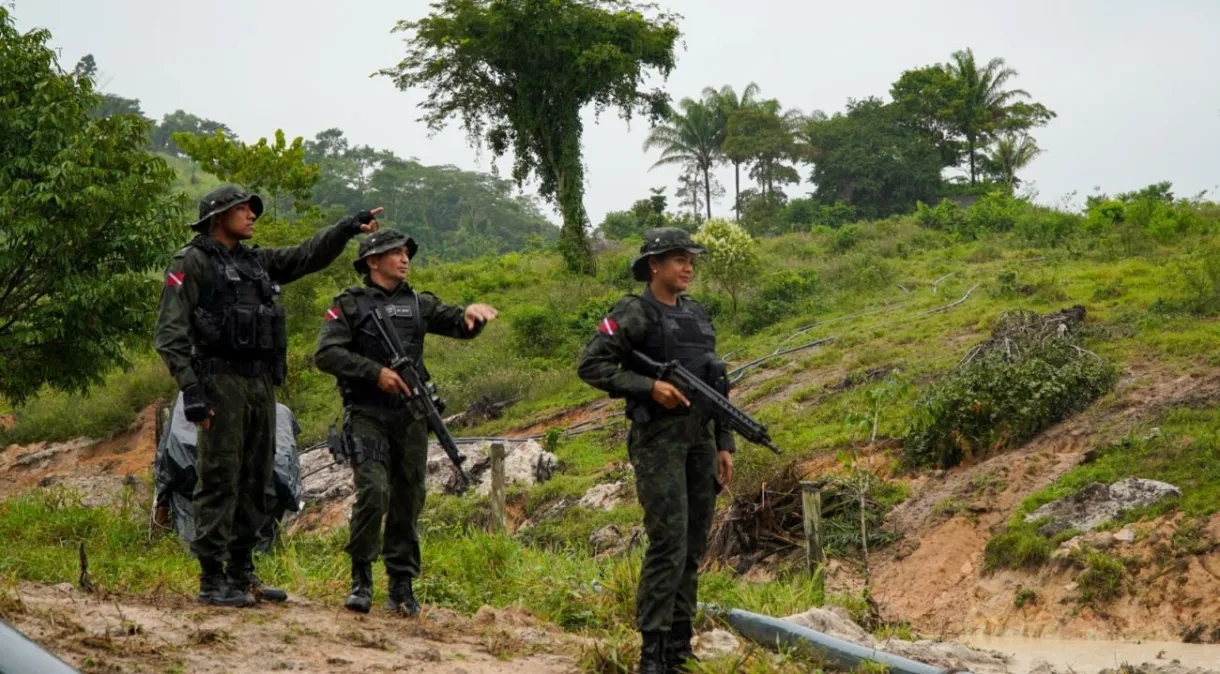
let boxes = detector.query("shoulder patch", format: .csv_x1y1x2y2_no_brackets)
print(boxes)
324,306,341,321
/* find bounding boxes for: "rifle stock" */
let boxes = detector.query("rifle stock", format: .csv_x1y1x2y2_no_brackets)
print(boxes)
631,350,783,456
370,309,473,488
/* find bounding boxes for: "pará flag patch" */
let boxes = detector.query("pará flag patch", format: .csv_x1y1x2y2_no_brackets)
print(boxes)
325,307,340,321
166,271,184,287
597,317,617,336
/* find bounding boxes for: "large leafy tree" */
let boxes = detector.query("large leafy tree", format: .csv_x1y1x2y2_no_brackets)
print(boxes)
802,98,943,219
982,134,1043,189
152,110,236,157
0,9,182,401
723,100,805,198
174,129,320,217
702,82,761,218
379,0,680,275
643,98,721,220
891,48,1055,185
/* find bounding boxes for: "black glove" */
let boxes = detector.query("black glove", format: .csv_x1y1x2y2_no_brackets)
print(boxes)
356,209,377,225
182,384,210,424
341,209,378,235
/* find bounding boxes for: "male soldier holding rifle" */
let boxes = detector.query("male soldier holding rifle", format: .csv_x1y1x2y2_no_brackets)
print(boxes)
314,229,497,616
154,185,382,608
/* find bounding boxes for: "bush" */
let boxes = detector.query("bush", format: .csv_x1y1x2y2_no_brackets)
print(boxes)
915,199,968,235
740,270,820,335
510,304,570,358
830,224,862,253
1074,549,1127,605
904,314,1118,469
821,252,892,292
983,523,1055,572
1178,246,1220,315
966,192,1021,234
693,219,761,318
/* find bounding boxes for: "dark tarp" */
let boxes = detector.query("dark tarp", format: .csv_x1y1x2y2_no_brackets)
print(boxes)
153,393,303,554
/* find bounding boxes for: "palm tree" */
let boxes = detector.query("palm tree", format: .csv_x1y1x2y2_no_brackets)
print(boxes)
644,98,721,220
946,48,1033,185
703,83,761,218
986,134,1042,188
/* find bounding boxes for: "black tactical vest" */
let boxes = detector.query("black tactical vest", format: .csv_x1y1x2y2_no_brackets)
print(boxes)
190,242,287,383
342,286,427,408
626,292,725,421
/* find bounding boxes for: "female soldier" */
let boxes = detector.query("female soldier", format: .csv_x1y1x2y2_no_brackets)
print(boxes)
577,228,734,674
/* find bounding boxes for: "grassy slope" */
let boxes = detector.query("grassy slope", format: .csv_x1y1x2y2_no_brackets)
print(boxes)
5,195,1220,653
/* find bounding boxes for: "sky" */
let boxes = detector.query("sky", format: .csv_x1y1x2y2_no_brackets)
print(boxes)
14,0,1220,226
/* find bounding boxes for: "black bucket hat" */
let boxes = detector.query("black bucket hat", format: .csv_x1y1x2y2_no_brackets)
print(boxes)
353,229,419,274
630,227,708,282
190,185,264,231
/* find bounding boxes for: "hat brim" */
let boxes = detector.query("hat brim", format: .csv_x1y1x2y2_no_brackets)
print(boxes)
353,237,419,274
630,244,707,282
189,194,265,231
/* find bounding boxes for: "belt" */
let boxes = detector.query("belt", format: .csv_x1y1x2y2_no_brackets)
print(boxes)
197,357,272,378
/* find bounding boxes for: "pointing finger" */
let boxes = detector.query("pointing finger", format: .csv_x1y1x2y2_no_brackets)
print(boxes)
370,207,385,216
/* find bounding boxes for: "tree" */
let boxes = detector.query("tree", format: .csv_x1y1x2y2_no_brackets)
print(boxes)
722,100,805,198
891,48,1055,184
150,110,235,157
174,129,320,217
379,0,680,275
703,82,761,218
598,187,669,240
643,98,721,220
982,134,1042,189
692,218,759,319
0,9,182,401
802,98,943,219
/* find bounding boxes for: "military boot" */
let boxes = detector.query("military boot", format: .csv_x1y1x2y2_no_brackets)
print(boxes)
227,552,288,603
664,620,698,673
197,558,253,608
386,575,420,617
344,562,374,614
639,630,666,674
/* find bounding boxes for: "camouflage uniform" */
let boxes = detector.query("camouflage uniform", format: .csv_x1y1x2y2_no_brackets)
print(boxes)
314,229,483,615
154,185,366,606
577,228,735,673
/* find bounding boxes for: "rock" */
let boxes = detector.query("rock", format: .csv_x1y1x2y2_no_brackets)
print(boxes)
1115,526,1137,543
782,607,875,647
1026,658,1065,674
588,524,642,557
578,481,628,511
11,438,94,468
693,629,739,659
1024,478,1180,534
1084,531,1116,550
473,605,498,625
426,440,558,496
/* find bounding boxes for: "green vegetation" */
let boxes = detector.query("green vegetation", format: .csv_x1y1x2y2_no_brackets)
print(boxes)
1073,549,1129,605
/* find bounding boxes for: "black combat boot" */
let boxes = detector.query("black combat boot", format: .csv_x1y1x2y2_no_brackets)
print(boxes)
197,558,253,608
639,630,666,674
227,552,288,603
344,562,374,614
664,620,698,673
385,575,420,617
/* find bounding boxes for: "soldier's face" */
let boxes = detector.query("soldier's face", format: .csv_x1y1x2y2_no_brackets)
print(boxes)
369,246,410,282
216,203,256,240
651,250,694,291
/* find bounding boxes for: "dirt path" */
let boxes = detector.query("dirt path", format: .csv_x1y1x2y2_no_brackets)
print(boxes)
5,583,580,673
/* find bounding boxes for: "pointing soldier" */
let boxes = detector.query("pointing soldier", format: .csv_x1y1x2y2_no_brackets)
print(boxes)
154,185,381,608
577,228,735,674
314,229,497,616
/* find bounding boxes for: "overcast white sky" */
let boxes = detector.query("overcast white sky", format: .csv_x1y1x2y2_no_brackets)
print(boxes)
15,0,1220,225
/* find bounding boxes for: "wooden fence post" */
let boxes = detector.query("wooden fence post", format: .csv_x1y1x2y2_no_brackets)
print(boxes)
800,480,824,577
490,442,507,533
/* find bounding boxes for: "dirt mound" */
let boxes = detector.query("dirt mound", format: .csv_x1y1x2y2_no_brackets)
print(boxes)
3,582,577,673
0,403,162,504
870,365,1220,641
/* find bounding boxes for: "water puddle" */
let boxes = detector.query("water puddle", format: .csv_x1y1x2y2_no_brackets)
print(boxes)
965,634,1220,672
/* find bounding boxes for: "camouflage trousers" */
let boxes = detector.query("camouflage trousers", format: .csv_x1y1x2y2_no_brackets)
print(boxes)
192,372,276,562
345,405,429,578
628,412,718,633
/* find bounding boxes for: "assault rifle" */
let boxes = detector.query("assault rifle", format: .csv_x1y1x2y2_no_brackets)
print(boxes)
631,350,783,456
369,308,473,489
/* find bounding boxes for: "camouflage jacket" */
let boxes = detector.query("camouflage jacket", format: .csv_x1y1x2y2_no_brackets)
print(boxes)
313,279,480,387
153,222,359,391
577,292,736,452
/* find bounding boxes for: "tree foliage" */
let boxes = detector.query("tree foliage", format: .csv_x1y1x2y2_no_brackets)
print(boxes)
802,98,943,219
891,48,1055,185
379,0,679,275
0,9,183,401
692,218,760,318
174,129,319,216
983,134,1043,189
703,82,761,218
644,98,721,220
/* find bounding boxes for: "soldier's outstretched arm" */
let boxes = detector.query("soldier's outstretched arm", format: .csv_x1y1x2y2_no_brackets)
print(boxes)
420,292,490,340
314,297,383,384
153,251,205,391
256,209,381,285
576,298,654,399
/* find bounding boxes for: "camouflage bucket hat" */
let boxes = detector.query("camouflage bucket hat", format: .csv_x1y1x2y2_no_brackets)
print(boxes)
630,227,707,282
190,185,264,231
353,229,418,274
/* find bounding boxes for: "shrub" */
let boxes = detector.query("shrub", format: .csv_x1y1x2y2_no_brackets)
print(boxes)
822,252,892,292
830,224,862,253
1178,246,1220,315
510,304,569,358
904,311,1118,469
915,199,968,235
693,219,761,318
983,523,1054,571
740,270,820,335
1074,549,1127,605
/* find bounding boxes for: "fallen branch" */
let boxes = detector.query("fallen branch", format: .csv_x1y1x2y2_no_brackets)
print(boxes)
931,272,955,293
